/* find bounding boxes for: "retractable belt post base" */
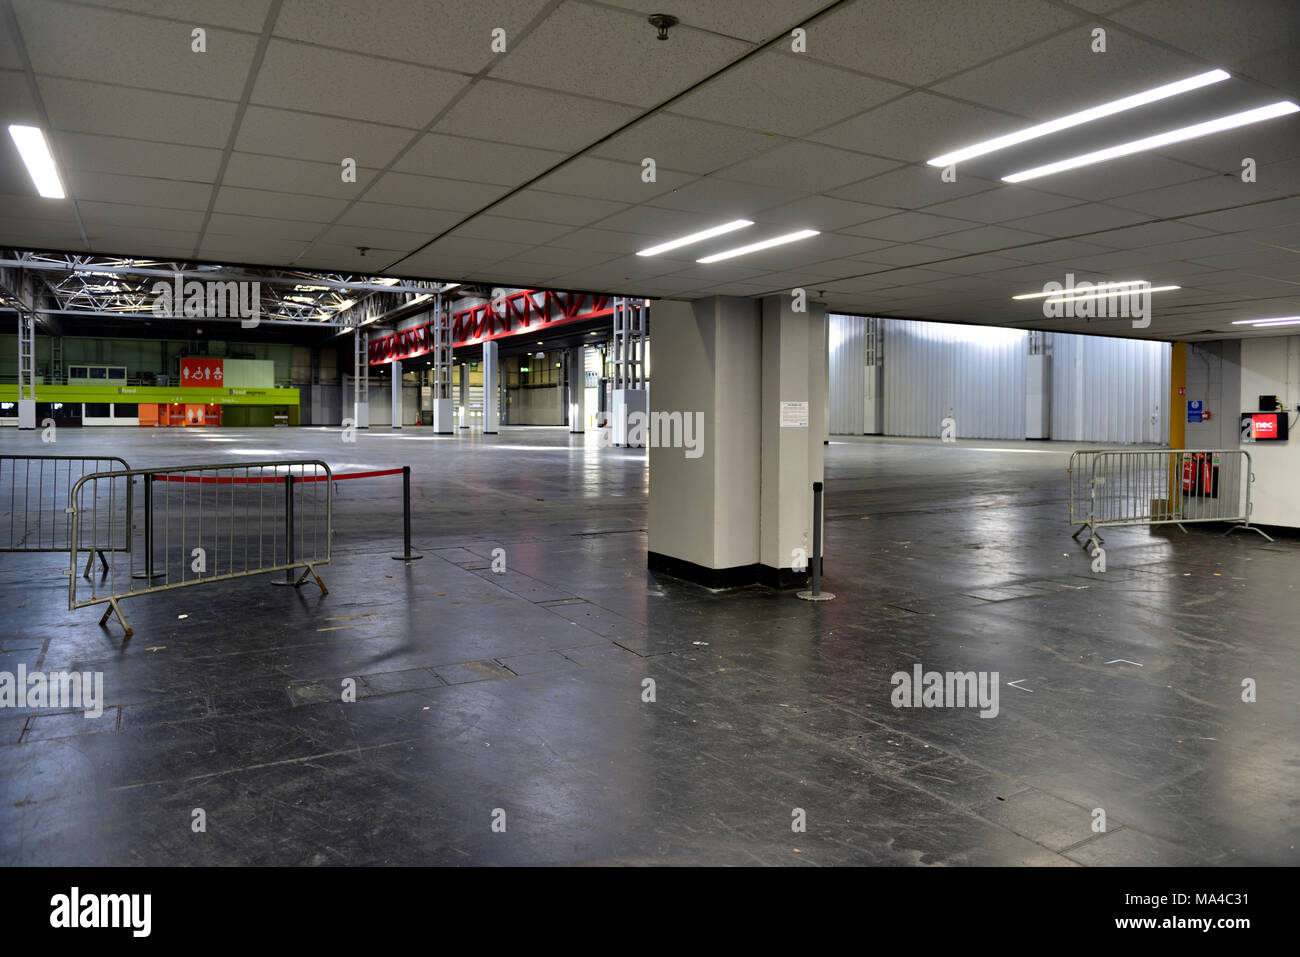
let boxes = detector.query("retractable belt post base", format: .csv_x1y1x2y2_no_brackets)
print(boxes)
797,481,834,602
392,465,423,561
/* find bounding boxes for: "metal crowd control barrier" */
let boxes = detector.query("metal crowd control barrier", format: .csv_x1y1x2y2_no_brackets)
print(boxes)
1072,449,1272,547
68,460,332,637
1067,449,1130,541
1,454,132,576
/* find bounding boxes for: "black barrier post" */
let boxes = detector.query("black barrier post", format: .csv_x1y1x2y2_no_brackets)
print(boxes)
392,465,423,561
797,480,834,602
131,473,163,580
273,473,296,585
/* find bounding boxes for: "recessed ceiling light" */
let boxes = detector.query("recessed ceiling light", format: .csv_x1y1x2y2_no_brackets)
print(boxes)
636,220,753,256
1003,101,1300,183
1013,280,1151,300
696,229,820,264
927,69,1230,168
1047,285,1179,304
1231,316,1300,326
8,124,65,198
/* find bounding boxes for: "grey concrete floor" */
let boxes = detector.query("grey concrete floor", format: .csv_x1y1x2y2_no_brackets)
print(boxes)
0,425,1295,865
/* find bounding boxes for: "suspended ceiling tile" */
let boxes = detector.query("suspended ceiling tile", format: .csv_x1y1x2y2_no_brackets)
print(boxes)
52,132,223,181
205,212,321,241
0,216,83,248
1024,156,1228,203
1111,0,1300,69
931,30,1202,118
1086,219,1220,249
489,3,750,108
998,203,1152,238
390,132,566,186
590,113,788,175
718,141,901,194
15,0,258,100
234,106,415,168
533,156,696,204
826,164,999,210
38,77,238,147
547,228,650,255
80,0,273,32
645,177,806,218
271,0,554,75
65,170,214,210
843,211,981,243
921,185,1083,224
333,201,463,236
361,172,510,212
250,40,466,128
807,0,1083,87
753,196,896,232
198,236,313,264
487,189,628,227
76,200,207,232
812,92,1019,165
223,152,376,199
212,186,348,222
1180,195,1300,233
922,224,1054,254
0,69,39,124
0,194,79,223
670,50,905,138
451,215,575,246
597,0,828,44
435,80,641,152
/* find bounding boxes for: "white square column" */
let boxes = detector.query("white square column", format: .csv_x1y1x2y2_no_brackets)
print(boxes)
458,363,469,429
567,346,585,433
390,359,402,428
759,295,826,586
482,339,498,433
647,297,762,586
612,388,647,446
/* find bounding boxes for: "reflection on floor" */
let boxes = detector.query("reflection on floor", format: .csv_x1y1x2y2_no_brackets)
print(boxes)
0,427,1294,865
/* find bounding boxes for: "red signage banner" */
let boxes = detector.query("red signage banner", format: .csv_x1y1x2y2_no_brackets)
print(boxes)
180,358,224,387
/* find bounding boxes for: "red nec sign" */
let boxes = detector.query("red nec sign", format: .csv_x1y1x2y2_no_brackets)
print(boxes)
180,358,224,386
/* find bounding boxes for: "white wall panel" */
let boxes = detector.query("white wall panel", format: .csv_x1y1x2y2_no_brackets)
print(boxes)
828,314,865,434
882,319,1027,440
1050,335,1169,444
828,315,1171,443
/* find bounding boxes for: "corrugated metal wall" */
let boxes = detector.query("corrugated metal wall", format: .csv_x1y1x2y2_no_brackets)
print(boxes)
828,314,865,434
828,315,1170,444
1050,334,1169,444
882,319,1028,440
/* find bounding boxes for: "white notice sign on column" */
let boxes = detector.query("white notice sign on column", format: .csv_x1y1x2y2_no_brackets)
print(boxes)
780,400,809,428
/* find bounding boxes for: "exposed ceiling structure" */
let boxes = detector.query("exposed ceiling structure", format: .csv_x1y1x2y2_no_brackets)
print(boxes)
1,0,1298,342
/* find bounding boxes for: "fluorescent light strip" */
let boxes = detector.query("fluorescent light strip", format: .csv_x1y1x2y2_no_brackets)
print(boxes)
696,229,819,264
1047,285,1179,304
7,125,65,198
637,219,753,256
927,69,1230,167
1231,316,1300,326
1013,280,1149,301
1004,101,1300,183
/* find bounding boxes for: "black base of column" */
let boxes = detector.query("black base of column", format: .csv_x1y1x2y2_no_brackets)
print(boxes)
648,553,823,591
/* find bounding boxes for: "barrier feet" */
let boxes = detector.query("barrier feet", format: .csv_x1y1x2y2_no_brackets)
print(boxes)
294,564,328,595
98,597,133,638
1227,523,1274,542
